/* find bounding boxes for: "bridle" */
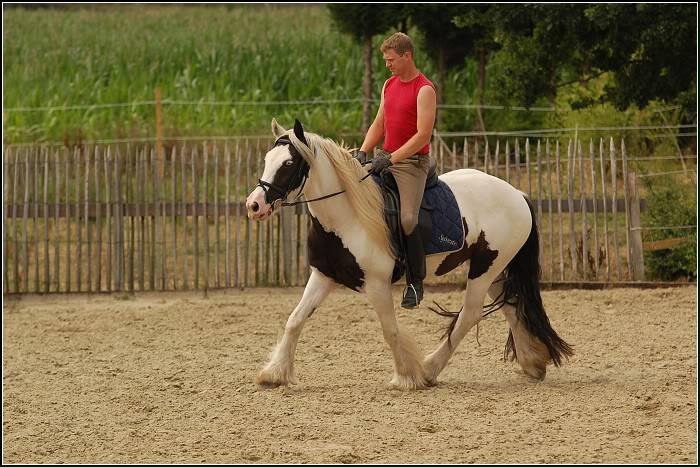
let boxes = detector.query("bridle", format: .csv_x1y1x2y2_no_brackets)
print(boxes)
255,135,372,209
255,135,311,208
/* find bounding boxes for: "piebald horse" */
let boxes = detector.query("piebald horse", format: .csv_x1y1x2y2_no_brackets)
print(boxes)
245,119,573,390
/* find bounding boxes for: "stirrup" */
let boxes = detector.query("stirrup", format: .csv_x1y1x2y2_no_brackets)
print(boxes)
401,283,421,309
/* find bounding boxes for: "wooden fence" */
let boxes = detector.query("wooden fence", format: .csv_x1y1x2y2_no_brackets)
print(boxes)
430,133,653,284
2,134,686,294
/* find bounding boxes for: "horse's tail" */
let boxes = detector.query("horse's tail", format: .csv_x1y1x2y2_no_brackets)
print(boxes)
503,196,574,366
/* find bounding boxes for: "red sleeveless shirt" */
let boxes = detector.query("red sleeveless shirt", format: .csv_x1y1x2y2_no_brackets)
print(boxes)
382,72,435,155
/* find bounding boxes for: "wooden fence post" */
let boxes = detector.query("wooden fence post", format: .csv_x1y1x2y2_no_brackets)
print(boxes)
171,146,177,289
116,148,124,292
628,171,646,281
105,147,112,292
463,137,468,169
34,148,40,293
578,141,588,279
536,140,543,268
599,138,610,282
137,148,145,290
546,139,554,281
22,148,30,292
610,138,621,280
621,138,633,280
4,149,12,293
589,139,599,279
284,203,293,286
192,146,200,290
235,140,242,289
203,143,209,294
181,144,189,290
225,142,231,288
244,140,251,288
505,140,510,183
12,149,19,293
84,145,91,292
95,146,102,292
42,148,51,292
214,144,220,288
567,139,577,278
555,141,564,281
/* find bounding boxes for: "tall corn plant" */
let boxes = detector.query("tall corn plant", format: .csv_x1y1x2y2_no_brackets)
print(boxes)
3,5,372,142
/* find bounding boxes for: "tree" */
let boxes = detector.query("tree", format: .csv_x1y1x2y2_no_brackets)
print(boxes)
585,4,697,114
327,5,407,132
474,4,596,108
462,4,697,116
449,5,500,131
408,4,487,130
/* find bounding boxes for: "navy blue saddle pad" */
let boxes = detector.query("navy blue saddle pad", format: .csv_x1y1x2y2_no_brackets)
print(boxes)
420,179,464,255
370,174,464,256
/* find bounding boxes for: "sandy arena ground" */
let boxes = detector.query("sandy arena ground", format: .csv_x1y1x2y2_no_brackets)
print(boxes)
2,285,697,464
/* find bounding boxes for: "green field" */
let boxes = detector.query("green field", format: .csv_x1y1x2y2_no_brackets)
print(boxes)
3,4,398,142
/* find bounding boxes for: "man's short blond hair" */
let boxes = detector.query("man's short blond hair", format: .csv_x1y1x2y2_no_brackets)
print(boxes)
380,32,414,56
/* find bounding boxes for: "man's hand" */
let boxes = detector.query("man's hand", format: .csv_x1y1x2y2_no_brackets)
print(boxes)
368,154,393,175
351,150,368,164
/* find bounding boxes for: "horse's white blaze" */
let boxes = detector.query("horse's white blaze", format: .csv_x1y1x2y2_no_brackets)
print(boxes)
262,145,293,181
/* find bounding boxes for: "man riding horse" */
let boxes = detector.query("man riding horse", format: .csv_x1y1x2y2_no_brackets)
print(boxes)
354,32,437,309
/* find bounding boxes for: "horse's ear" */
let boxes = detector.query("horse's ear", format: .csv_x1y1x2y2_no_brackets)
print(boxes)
271,118,286,138
293,119,308,147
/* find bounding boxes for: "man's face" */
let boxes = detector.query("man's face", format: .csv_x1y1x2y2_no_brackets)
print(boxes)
383,49,410,76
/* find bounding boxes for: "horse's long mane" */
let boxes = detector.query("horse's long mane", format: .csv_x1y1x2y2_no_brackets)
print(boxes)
288,130,395,259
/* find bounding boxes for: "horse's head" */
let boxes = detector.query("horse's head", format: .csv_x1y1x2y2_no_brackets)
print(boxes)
246,118,312,221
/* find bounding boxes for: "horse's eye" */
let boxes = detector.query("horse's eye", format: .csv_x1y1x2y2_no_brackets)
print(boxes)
285,160,294,167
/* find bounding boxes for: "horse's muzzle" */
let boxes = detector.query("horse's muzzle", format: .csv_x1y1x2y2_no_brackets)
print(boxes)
246,188,273,220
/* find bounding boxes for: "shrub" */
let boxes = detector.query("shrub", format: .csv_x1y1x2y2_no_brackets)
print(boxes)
643,181,697,281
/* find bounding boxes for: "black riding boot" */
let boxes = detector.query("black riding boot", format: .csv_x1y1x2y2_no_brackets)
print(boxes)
401,228,426,309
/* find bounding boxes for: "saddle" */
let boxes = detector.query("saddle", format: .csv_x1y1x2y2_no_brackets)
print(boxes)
370,158,465,283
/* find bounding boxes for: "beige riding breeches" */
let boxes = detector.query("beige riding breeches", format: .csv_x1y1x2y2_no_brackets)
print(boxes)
377,151,434,235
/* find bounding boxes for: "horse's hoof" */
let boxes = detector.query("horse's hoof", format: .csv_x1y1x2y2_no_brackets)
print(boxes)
389,374,432,391
255,378,282,389
255,372,285,389
515,366,546,382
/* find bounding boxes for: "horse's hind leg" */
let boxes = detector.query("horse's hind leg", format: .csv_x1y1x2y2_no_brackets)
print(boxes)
256,268,336,387
488,276,550,381
365,278,430,390
423,275,494,384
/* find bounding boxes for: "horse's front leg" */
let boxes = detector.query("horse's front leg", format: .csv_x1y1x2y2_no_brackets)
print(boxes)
365,278,431,390
256,268,336,387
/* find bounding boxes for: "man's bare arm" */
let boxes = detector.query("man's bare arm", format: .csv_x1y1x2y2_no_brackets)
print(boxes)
360,81,388,153
388,85,436,164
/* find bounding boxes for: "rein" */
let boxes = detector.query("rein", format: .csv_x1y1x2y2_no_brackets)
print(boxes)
257,135,375,208
281,171,372,207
